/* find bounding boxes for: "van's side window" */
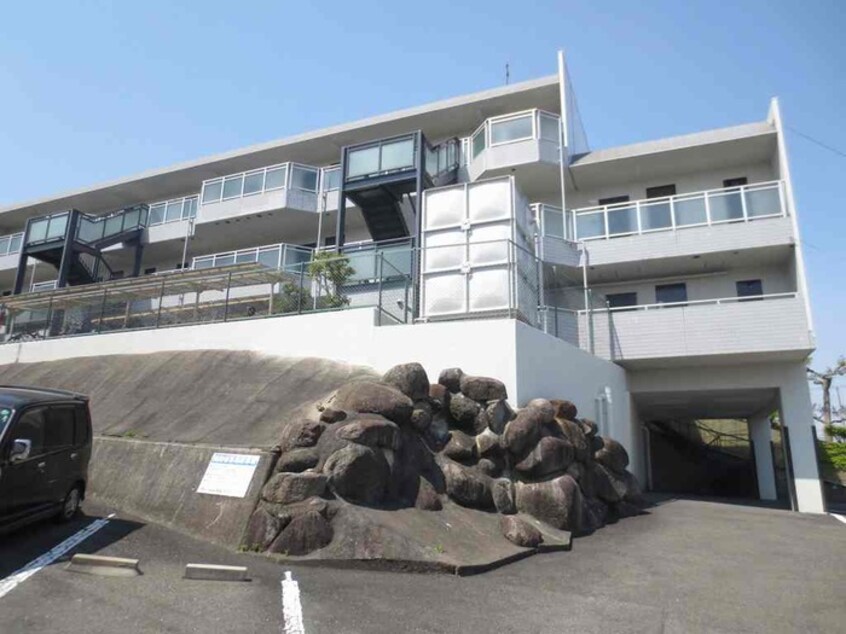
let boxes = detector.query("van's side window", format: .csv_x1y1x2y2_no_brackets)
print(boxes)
13,408,48,457
45,406,76,452
74,406,90,445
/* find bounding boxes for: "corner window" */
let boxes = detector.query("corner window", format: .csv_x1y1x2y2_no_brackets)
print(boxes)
736,279,763,300
655,283,687,305
607,292,638,311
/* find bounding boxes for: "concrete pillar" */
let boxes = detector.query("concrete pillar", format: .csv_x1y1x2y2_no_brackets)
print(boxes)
778,365,825,513
749,414,777,501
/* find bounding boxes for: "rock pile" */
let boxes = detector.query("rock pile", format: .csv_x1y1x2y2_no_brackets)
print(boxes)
244,363,643,556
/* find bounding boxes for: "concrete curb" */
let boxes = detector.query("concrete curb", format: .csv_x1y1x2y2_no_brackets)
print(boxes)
184,563,250,581
66,554,141,577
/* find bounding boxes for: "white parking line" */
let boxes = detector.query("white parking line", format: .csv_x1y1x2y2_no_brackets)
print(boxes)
831,513,846,526
0,514,114,599
281,570,305,634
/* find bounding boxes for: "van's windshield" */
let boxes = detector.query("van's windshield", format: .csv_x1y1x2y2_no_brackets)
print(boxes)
0,407,12,439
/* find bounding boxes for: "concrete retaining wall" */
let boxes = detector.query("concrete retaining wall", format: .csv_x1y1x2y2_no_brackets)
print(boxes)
89,437,273,548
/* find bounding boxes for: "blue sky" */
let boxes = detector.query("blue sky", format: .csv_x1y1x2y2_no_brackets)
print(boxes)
0,0,844,372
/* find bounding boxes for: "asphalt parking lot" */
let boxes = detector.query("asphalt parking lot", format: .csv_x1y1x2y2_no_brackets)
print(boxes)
1,497,845,633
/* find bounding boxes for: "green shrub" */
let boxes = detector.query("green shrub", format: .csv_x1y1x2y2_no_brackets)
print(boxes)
820,441,846,471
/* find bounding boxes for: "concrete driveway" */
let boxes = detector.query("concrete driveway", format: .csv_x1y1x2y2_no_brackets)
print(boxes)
1,497,844,633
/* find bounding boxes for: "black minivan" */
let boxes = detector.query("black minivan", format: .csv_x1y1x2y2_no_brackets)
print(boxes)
0,386,92,534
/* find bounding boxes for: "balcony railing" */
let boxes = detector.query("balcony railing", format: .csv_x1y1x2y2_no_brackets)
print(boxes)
201,162,320,205
469,109,561,162
25,206,148,248
149,195,198,226
587,291,799,314
192,242,313,271
568,180,785,242
344,133,458,184
0,232,24,257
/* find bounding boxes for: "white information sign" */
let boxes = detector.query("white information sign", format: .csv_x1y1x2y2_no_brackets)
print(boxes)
197,453,261,498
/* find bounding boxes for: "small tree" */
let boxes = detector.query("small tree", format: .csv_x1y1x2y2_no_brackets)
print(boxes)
807,357,846,442
308,251,355,309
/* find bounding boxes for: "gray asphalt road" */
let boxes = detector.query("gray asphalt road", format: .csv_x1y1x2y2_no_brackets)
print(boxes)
1,497,844,633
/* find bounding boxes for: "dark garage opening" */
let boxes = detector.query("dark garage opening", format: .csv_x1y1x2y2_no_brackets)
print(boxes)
646,419,759,498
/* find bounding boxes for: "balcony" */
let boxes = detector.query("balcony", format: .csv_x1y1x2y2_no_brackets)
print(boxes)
579,292,813,366
0,231,24,271
467,109,561,184
539,181,791,267
197,162,321,224
192,242,313,271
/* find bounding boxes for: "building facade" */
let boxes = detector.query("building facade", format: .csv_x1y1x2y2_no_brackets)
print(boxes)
0,54,824,513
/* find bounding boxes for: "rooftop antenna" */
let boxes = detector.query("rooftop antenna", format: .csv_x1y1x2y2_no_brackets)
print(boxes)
505,62,510,85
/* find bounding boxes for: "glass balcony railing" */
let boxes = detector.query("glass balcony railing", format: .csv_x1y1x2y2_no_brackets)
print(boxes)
562,181,785,242
533,204,576,242
148,195,198,226
320,166,342,192
470,109,561,162
344,133,458,184
192,242,313,271
201,162,320,206
75,205,149,245
0,232,24,257
25,212,71,246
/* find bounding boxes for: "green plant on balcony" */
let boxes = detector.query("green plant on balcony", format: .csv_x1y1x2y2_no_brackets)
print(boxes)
308,251,354,309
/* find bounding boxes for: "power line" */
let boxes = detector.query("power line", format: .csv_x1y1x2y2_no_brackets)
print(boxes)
786,125,846,160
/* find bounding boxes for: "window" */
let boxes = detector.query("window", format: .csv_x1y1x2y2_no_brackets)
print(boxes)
599,195,630,206
655,283,687,305
490,115,533,145
290,166,319,191
323,236,336,247
723,177,748,188
45,406,75,451
74,406,90,445
736,279,763,300
13,408,47,457
646,184,676,199
607,292,638,311
0,407,12,439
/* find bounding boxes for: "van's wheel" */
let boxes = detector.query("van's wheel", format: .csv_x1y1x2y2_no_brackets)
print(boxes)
56,485,82,523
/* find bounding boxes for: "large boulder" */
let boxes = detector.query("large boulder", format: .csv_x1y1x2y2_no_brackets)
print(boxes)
475,428,502,459
414,478,443,511
275,447,320,473
526,398,556,425
580,418,598,438
500,516,543,548
410,401,433,432
438,367,464,394
323,443,390,504
590,463,628,504
244,504,286,551
502,408,545,456
556,418,590,463
550,399,578,421
319,407,347,424
261,471,327,505
594,437,630,474
428,384,450,412
486,399,515,434
580,496,609,534
459,375,507,402
443,430,477,462
449,393,482,431
335,415,400,450
269,510,333,556
514,436,574,479
278,419,327,453
477,457,503,478
515,475,582,531
439,458,494,510
492,478,517,514
382,363,430,401
333,381,414,426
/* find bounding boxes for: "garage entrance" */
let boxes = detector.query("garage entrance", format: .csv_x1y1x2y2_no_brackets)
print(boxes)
646,419,758,498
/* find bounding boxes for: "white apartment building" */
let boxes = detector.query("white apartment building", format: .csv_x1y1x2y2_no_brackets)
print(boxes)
0,54,823,513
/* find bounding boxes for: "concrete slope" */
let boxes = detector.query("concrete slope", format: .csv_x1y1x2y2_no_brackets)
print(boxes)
0,350,377,447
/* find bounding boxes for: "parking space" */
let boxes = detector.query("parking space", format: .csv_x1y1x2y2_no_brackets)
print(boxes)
1,497,845,633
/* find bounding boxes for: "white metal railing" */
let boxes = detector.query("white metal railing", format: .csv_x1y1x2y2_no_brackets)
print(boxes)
568,180,785,241
584,291,798,314
148,195,198,226
30,280,58,292
0,232,24,257
200,162,320,205
191,241,313,271
470,109,561,162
